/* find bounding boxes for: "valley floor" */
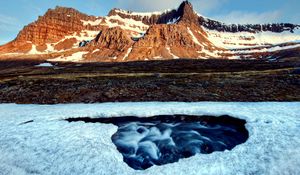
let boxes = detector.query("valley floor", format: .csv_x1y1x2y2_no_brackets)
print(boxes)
0,102,299,175
0,59,299,103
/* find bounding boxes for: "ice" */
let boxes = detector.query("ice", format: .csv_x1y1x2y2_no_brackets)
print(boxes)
0,102,299,175
96,115,248,170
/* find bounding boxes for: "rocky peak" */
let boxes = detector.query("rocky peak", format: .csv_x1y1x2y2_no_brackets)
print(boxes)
107,1,199,25
176,1,198,23
41,6,94,21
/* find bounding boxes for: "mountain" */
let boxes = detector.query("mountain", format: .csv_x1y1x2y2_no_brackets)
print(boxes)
0,1,300,62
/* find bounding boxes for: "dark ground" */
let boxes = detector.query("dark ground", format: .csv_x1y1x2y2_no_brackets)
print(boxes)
0,59,299,104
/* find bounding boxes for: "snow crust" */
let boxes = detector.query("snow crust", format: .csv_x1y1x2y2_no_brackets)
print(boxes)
0,102,299,175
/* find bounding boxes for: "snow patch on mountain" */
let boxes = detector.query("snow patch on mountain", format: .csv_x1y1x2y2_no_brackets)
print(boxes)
27,45,43,55
81,18,103,26
205,28,300,49
166,47,179,59
187,27,201,45
104,15,149,34
167,17,181,24
49,51,88,62
123,47,132,60
114,9,171,17
228,43,300,54
187,27,221,58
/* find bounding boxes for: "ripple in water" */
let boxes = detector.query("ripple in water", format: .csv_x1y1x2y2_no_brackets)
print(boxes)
66,115,249,170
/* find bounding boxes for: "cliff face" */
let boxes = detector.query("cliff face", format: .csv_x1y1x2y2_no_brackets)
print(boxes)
0,1,300,61
16,7,94,44
199,18,299,33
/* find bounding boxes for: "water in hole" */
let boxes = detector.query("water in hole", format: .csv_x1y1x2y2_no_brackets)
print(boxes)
66,115,249,170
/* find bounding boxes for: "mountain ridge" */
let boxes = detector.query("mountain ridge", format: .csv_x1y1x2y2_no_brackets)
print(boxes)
0,1,300,62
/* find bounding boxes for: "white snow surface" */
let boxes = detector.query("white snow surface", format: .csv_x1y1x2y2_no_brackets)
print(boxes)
204,28,300,49
49,51,88,62
27,45,42,55
62,30,99,45
226,43,300,54
187,28,220,58
104,15,149,34
81,18,103,26
123,47,132,60
114,9,171,17
188,27,201,46
0,102,299,175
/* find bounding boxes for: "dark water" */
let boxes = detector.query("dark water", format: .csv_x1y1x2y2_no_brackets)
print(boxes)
66,115,249,170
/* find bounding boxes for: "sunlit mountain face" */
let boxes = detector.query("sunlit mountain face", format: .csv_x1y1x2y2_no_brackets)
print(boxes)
0,1,299,62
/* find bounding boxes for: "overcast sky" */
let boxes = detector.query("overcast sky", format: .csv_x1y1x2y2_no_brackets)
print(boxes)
0,0,299,45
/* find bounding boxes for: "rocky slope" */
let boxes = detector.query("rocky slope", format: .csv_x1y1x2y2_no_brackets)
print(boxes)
0,1,300,62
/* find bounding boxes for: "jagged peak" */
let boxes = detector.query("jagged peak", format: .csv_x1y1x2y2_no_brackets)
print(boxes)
49,6,81,13
44,6,91,18
108,1,195,19
178,0,194,10
176,1,198,23
107,1,198,25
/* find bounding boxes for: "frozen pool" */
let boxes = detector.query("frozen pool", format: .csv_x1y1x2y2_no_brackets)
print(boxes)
0,102,299,175
66,115,249,170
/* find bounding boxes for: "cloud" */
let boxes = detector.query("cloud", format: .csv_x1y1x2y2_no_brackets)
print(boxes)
0,39,10,45
115,0,182,12
191,0,228,14
0,14,21,31
19,0,43,14
212,11,282,24
288,12,300,24
115,0,227,13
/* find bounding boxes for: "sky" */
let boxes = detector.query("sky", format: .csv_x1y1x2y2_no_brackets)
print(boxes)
0,0,299,45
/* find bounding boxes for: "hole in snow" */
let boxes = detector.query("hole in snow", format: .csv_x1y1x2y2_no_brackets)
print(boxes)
66,115,249,170
19,120,34,125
